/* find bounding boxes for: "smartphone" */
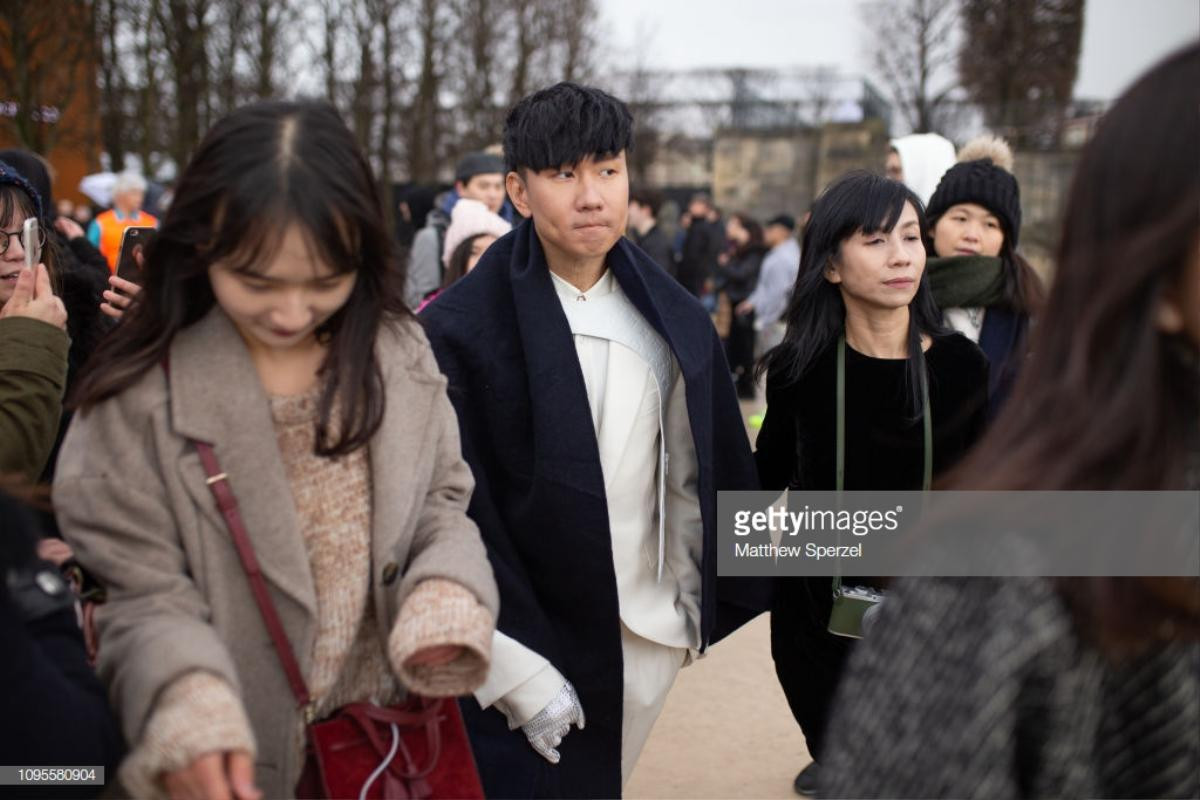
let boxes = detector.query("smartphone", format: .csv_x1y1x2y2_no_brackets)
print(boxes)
116,226,157,284
22,218,41,270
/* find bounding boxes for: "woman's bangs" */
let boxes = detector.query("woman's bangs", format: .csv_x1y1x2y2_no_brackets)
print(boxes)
212,199,360,279
859,182,913,236
0,186,36,229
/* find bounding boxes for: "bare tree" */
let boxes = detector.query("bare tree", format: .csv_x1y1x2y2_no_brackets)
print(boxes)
861,0,961,133
450,0,507,153
134,0,167,175
314,0,343,103
94,0,130,169
619,20,664,185
0,0,95,154
507,0,543,106
25,0,607,188
345,0,378,154
365,0,406,194
958,0,1084,149
246,0,296,100
405,0,446,182
211,0,247,113
153,0,215,169
554,0,597,84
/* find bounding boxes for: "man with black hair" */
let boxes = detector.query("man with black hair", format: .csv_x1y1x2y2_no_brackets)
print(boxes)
627,188,675,277
422,82,765,797
405,151,507,307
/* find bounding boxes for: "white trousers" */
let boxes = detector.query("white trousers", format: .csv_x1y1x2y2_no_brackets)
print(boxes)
620,622,688,786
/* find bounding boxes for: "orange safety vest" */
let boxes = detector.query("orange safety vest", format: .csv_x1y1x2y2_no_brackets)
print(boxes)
94,209,159,273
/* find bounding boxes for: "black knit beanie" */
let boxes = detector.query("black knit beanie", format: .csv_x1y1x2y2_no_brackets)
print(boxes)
0,158,46,222
0,149,53,217
926,158,1022,248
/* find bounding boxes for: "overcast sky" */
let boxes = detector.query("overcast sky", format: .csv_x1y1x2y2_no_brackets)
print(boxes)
597,0,1199,100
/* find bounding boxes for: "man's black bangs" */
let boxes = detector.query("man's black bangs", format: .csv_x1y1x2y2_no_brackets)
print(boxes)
504,83,634,173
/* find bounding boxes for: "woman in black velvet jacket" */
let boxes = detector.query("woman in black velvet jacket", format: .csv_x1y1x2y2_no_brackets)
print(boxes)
753,172,988,796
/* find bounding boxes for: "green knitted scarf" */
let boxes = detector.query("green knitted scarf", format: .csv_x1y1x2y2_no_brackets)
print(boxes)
926,255,1008,309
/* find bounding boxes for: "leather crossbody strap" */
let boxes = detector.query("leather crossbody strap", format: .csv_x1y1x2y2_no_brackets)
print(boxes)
192,437,316,719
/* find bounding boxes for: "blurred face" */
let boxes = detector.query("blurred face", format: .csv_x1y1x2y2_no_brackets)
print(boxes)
458,173,506,214
465,234,498,274
764,223,790,248
114,188,145,215
627,200,647,230
0,204,36,305
826,201,926,311
885,150,904,182
209,224,357,354
506,152,628,265
726,216,748,244
688,199,708,218
932,202,1004,258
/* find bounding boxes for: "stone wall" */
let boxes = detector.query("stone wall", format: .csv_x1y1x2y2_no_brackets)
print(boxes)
710,120,889,220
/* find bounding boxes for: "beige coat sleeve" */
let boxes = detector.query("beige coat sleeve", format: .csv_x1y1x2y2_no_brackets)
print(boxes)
390,330,500,621
52,392,245,747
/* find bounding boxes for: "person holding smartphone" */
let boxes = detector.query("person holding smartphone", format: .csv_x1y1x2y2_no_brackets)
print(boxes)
0,160,69,481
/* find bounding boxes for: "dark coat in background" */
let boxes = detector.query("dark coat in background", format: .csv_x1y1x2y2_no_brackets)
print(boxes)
678,218,724,298
421,220,767,798
716,246,766,305
631,224,675,278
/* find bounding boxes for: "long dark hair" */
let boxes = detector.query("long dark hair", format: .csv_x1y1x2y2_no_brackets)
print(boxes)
758,171,948,416
945,44,1200,650
443,234,482,289
71,99,409,457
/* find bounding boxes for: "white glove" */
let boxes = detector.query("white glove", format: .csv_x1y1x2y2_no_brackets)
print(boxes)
515,681,586,764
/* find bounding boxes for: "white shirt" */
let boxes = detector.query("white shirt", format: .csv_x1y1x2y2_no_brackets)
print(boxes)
474,269,703,725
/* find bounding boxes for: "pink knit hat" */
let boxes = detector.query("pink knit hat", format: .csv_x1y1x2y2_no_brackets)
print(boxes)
441,198,512,268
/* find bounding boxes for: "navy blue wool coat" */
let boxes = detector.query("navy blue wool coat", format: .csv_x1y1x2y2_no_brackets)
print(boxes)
421,220,766,798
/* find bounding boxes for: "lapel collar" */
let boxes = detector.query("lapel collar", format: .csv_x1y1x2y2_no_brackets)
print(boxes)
508,221,605,497
168,308,317,617
607,238,707,386
367,325,441,597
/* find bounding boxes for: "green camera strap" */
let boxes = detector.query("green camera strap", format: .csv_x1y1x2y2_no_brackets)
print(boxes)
832,333,932,594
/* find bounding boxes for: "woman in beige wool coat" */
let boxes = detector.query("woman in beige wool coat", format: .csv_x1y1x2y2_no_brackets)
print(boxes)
52,100,498,800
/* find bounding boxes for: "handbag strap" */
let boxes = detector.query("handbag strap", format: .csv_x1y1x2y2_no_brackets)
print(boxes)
833,334,932,594
191,436,316,720
161,359,314,717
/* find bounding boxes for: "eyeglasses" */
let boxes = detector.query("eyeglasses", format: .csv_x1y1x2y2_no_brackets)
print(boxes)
0,224,47,256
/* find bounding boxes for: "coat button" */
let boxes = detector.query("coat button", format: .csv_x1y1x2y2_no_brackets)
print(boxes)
381,562,400,586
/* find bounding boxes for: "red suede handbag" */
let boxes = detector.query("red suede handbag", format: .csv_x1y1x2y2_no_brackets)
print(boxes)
192,437,485,800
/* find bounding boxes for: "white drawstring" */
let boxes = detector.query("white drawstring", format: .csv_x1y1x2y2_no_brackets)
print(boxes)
358,722,401,800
